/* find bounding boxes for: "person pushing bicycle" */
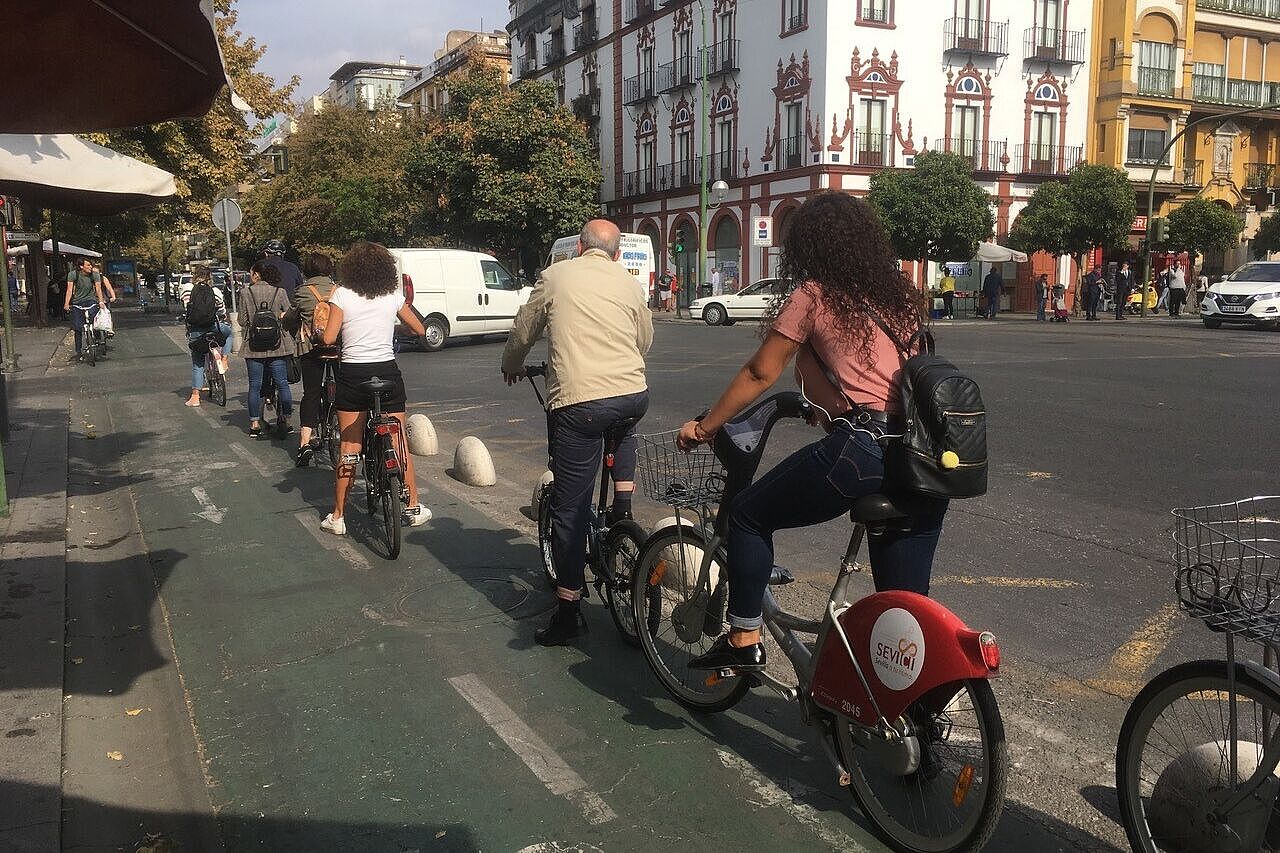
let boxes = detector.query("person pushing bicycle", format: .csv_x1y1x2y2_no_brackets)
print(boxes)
502,219,654,646
676,192,949,673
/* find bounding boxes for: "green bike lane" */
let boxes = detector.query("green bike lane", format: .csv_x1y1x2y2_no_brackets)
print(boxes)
100,322,1103,851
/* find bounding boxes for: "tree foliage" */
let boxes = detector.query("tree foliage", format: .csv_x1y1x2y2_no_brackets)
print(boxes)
1254,212,1280,259
240,102,429,256
867,151,994,262
1161,195,1244,260
1008,181,1073,258
406,69,601,272
1061,164,1137,256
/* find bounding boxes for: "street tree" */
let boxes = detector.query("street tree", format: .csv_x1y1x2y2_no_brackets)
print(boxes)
1160,196,1245,266
406,68,600,273
240,101,429,256
1254,212,1280,259
1008,180,1073,260
867,151,994,266
1063,164,1136,261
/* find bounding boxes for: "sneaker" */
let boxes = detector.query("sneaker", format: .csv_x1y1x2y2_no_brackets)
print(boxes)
405,505,432,527
296,445,314,468
320,514,346,536
277,417,294,437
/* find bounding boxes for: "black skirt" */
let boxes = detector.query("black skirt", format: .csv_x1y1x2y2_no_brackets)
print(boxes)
335,360,407,413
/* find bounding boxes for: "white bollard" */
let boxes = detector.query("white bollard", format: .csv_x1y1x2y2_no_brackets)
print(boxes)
407,413,438,456
452,436,497,487
531,469,554,511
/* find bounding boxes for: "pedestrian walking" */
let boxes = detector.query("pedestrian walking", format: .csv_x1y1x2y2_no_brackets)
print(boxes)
501,219,653,646
1155,267,1170,313
667,272,680,314
1034,273,1049,321
257,239,304,295
940,269,957,320
181,269,231,407
1083,264,1104,320
1167,261,1187,318
285,252,338,466
657,271,673,311
1114,261,1133,319
982,266,1002,319
711,266,723,297
1193,268,1209,313
239,260,296,437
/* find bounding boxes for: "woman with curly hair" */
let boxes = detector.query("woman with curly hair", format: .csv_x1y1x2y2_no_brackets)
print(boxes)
676,191,948,672
319,241,429,535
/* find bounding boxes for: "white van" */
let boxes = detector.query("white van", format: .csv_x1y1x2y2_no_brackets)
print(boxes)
547,232,655,303
389,248,530,352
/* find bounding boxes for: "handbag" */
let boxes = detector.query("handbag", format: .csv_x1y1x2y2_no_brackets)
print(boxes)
285,354,301,384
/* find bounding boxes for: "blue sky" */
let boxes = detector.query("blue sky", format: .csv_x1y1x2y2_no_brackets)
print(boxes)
236,0,510,101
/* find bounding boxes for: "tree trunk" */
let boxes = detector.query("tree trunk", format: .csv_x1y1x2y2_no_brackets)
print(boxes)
19,199,48,327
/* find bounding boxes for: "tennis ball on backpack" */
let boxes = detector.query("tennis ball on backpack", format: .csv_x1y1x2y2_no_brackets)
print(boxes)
940,450,960,470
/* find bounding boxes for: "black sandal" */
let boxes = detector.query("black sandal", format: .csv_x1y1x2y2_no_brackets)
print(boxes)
249,423,263,437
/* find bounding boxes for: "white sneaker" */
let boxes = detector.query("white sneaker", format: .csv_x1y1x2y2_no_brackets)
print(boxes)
405,505,432,527
320,513,347,535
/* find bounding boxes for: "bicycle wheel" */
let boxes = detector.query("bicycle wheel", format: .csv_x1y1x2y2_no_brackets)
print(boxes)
1117,659,1280,853
363,443,377,517
631,525,748,713
536,482,558,588
380,469,403,560
325,408,341,469
85,334,96,366
208,358,227,407
602,519,646,646
840,679,1007,853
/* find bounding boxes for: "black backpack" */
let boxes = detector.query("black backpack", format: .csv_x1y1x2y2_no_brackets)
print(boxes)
186,282,218,328
247,286,284,352
873,317,988,500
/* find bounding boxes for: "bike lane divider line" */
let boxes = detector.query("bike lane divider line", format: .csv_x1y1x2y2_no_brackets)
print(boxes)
447,673,617,826
292,511,371,572
1054,601,1183,699
932,574,1088,590
229,441,273,478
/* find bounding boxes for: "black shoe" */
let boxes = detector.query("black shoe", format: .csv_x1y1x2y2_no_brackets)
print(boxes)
605,504,634,525
535,602,587,646
278,418,294,437
249,423,264,437
296,445,314,468
688,635,766,672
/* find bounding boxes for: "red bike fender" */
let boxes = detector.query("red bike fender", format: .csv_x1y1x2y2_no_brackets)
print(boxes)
810,590,998,726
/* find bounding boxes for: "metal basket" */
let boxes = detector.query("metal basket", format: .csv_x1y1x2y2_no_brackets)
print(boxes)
637,430,726,509
1174,496,1280,644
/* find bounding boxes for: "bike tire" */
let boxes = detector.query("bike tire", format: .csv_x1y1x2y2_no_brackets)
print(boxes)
381,470,403,560
86,336,96,366
536,483,558,589
630,525,748,713
209,363,227,407
841,678,1007,853
1116,659,1280,853
602,519,646,647
325,408,341,469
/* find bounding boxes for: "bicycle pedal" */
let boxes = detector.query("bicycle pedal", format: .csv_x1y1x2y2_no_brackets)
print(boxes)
768,566,796,586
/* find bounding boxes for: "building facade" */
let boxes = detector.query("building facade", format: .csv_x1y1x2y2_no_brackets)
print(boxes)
402,31,513,117
1087,0,1280,271
510,0,1096,306
326,59,423,110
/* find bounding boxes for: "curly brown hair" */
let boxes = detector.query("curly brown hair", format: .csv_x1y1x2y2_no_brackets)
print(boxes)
338,241,398,298
767,192,922,360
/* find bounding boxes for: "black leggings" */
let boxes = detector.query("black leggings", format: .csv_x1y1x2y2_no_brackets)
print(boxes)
298,352,329,430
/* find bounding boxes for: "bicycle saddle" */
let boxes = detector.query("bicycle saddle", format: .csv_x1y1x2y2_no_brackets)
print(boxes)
850,493,911,524
361,377,395,397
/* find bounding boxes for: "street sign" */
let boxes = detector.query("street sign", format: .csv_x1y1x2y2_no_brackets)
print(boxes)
212,198,243,233
1132,215,1148,233
752,216,773,247
3,230,40,243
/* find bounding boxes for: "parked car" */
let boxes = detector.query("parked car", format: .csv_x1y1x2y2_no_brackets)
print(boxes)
1200,261,1280,331
547,232,655,304
690,278,792,326
389,248,530,351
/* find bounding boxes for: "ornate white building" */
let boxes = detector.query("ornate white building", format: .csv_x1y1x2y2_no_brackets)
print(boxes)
509,0,1095,307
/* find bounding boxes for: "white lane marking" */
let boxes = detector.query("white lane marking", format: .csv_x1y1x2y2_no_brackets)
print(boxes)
406,402,503,417
191,486,227,524
448,674,616,826
292,511,371,572
715,749,868,851
190,402,222,430
229,442,272,478
159,323,189,352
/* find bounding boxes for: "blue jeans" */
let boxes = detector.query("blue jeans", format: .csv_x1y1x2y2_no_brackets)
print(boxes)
1036,296,1047,321
187,324,232,389
70,301,98,354
246,357,293,421
726,427,948,630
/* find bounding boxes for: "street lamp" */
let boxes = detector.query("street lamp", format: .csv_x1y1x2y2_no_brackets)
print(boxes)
1139,98,1280,316
711,180,728,206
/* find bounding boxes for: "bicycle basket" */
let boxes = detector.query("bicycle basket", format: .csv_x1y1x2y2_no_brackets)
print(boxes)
1173,496,1280,642
637,430,726,509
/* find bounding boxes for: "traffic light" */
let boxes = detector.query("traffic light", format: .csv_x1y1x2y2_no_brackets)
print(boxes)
674,228,686,254
1150,216,1168,244
0,196,13,228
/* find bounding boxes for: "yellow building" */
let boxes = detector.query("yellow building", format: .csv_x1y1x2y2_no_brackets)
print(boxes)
1088,0,1280,269
401,31,511,117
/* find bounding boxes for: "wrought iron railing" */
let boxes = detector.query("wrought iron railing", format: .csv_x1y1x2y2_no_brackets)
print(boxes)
1245,163,1276,189
622,72,655,105
944,138,1008,173
572,18,598,51
700,39,740,78
854,131,894,167
1023,27,1087,63
1182,160,1203,187
1196,0,1280,18
1014,143,1084,175
625,0,655,22
657,57,695,93
943,17,1009,55
1137,66,1176,96
780,136,804,169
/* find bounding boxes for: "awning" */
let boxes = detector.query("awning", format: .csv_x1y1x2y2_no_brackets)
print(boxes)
975,242,1029,264
0,134,177,216
0,0,248,133
7,240,102,259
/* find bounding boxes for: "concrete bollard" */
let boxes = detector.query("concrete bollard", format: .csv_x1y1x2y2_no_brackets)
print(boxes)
452,436,496,487
407,414,438,456
532,470,554,510
650,515,720,587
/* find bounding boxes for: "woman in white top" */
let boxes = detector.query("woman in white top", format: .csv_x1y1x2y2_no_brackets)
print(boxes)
319,241,429,536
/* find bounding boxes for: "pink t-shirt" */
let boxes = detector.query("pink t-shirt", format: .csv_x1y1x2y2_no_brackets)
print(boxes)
772,282,905,414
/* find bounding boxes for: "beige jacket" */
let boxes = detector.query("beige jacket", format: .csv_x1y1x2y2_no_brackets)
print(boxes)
502,248,653,410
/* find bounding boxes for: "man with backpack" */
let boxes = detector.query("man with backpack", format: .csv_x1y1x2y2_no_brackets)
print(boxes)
181,269,232,407
258,239,305,295
239,261,296,437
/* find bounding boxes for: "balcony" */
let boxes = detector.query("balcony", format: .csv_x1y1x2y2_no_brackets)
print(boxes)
779,136,805,169
857,1,891,24
700,39,740,79
1013,143,1084,175
1182,160,1203,187
625,0,655,22
943,18,1009,56
784,10,808,31
853,131,894,167
1245,163,1276,189
622,72,655,105
1023,27,1087,64
707,148,740,183
623,167,659,197
1193,74,1280,107
518,55,539,78
1196,0,1280,19
658,160,699,190
572,18,598,51
545,37,566,66
657,57,695,93
1136,66,1176,97
944,138,1008,173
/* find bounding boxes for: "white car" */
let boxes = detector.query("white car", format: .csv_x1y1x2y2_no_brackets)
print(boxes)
691,278,792,326
1201,261,1280,331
